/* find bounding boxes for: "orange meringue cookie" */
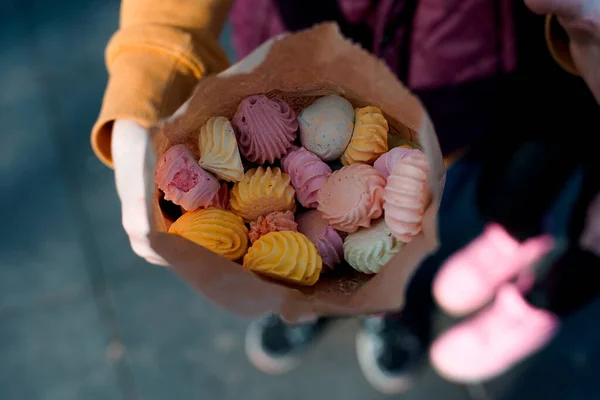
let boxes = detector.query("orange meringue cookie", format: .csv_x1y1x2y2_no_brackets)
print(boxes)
317,164,385,232
249,211,298,243
383,150,431,242
230,167,296,222
243,231,322,286
169,207,249,261
340,106,389,165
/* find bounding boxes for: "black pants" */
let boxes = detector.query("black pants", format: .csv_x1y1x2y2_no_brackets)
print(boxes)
399,3,600,329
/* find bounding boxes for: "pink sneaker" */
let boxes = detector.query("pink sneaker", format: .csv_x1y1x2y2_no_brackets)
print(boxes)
430,284,559,383
433,224,554,316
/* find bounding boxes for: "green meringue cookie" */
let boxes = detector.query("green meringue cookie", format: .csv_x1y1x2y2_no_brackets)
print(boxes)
343,218,404,274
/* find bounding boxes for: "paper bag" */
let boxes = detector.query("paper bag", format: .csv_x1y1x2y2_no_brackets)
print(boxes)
147,23,446,323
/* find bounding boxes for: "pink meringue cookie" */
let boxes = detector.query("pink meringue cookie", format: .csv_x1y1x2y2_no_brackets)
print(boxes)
155,144,220,211
208,182,230,210
296,210,344,269
281,146,332,208
317,164,385,233
383,150,431,242
374,147,423,179
232,95,298,164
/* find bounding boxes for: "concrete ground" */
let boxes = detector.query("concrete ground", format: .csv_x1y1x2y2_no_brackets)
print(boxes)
1,0,599,399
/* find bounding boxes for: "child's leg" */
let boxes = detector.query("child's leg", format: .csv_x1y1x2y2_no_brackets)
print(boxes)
245,315,335,375
526,158,600,316
431,161,600,383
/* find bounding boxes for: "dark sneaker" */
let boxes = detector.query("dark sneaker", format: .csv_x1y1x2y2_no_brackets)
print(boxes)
245,314,333,375
356,314,426,394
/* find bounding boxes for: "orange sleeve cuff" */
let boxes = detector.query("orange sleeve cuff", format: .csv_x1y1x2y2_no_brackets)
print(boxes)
545,14,579,76
91,25,230,168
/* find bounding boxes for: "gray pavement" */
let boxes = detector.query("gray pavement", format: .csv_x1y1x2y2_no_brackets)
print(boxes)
1,0,598,399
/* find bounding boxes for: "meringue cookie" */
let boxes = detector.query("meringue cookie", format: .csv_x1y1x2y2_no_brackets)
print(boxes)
343,218,404,274
169,207,249,261
249,211,298,243
208,182,230,210
384,150,431,242
281,146,332,208
340,106,389,165
230,166,296,222
243,231,322,286
298,95,354,161
232,95,297,164
296,210,344,269
198,116,244,182
155,144,220,211
317,164,385,232
388,135,421,150
374,148,423,179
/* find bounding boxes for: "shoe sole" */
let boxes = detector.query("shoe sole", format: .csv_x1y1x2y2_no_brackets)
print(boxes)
244,319,301,375
356,331,416,394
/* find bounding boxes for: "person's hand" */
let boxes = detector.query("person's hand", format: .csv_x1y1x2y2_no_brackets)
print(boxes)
110,35,286,266
112,119,168,266
525,0,600,101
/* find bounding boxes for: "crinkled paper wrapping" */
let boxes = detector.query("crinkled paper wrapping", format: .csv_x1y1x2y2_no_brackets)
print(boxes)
146,23,446,323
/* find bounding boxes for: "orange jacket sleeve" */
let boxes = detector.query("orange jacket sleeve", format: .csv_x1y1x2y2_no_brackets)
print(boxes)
91,0,233,168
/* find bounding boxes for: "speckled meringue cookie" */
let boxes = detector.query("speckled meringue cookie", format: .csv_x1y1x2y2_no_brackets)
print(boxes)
344,218,404,274
281,146,332,208
384,150,431,242
298,95,354,161
340,106,389,165
155,144,220,211
296,210,344,270
317,163,385,233
232,95,297,164
198,116,244,182
374,147,423,179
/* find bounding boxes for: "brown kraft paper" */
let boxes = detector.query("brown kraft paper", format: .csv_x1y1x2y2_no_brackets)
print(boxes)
146,23,446,323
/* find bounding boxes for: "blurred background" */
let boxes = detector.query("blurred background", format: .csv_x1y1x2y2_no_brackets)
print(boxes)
1,0,599,399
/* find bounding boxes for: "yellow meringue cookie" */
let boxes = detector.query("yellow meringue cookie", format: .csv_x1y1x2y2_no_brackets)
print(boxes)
243,231,322,286
230,167,296,222
387,135,421,150
340,106,389,165
198,117,244,182
343,218,404,274
168,207,249,261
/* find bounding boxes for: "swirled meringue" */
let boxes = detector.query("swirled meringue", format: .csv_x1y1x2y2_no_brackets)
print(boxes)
296,210,344,269
383,150,431,242
317,164,385,232
232,95,297,164
249,211,298,243
374,148,423,179
340,106,389,165
169,207,249,261
343,218,403,274
198,116,244,182
243,231,322,286
230,166,296,222
155,144,219,211
281,146,332,208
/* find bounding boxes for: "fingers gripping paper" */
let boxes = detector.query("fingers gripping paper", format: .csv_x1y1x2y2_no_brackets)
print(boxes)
146,23,445,323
